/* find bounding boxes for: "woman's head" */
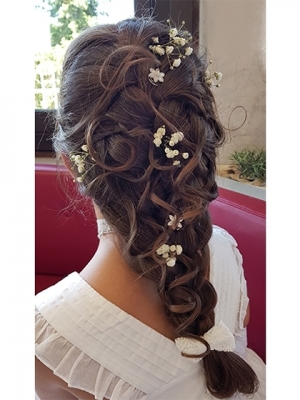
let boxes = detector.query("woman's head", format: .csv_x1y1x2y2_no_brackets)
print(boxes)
53,17,258,398
54,16,223,269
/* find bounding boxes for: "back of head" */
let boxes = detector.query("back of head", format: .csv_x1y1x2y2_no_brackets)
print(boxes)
53,17,258,398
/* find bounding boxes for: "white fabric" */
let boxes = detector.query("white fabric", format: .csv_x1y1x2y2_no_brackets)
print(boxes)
175,321,236,363
35,225,266,399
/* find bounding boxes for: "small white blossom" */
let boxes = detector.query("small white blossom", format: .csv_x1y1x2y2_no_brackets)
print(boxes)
81,145,88,152
156,244,170,255
173,160,180,166
170,245,176,252
168,215,183,230
156,126,166,136
214,71,223,81
169,28,178,38
152,36,159,43
169,140,175,147
173,150,179,156
152,45,165,56
185,47,193,56
166,46,174,54
173,37,186,46
148,68,165,83
166,257,176,267
172,58,182,68
76,176,84,182
172,131,184,142
182,152,189,159
153,137,162,147
77,164,85,173
176,245,183,255
166,150,176,158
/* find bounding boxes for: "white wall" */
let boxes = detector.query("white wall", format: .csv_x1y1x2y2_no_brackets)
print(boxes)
199,0,266,163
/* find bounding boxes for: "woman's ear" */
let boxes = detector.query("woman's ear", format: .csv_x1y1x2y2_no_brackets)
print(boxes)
61,153,76,179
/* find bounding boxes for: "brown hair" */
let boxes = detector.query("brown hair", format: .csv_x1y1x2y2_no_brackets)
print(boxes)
53,17,258,398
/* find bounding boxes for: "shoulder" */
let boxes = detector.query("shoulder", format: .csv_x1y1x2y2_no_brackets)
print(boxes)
209,225,243,269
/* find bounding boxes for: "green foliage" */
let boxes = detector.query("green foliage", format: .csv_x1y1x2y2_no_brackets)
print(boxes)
41,0,100,46
230,148,266,182
35,0,111,108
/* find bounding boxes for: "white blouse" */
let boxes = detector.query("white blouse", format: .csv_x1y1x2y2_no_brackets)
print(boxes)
35,226,266,399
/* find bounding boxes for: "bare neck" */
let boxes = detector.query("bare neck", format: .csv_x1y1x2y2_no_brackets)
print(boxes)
79,233,177,341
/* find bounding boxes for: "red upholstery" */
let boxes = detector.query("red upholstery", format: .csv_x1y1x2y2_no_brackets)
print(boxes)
35,163,266,362
35,163,98,292
210,188,266,362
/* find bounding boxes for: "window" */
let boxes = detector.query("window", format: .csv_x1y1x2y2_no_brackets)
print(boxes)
35,0,199,153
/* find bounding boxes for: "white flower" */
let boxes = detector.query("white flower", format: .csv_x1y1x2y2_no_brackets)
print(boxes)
176,245,183,255
77,164,85,173
173,150,179,156
172,131,184,142
166,46,174,54
169,140,175,147
182,152,189,159
185,47,193,56
148,68,165,83
152,36,159,43
76,176,84,182
166,150,176,158
74,155,82,163
173,160,180,166
172,58,182,68
169,28,178,38
214,71,223,81
166,257,176,267
152,45,165,56
168,215,183,230
170,245,176,252
156,244,170,255
156,126,166,136
81,145,88,152
173,37,186,46
206,78,214,86
153,137,162,147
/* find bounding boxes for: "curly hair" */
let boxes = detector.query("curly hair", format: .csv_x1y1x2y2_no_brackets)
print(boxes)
53,17,258,398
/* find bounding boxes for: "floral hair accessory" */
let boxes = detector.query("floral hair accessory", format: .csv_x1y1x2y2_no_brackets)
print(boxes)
148,20,193,85
148,67,165,84
69,144,90,182
153,125,189,166
205,61,223,88
156,243,183,267
168,214,183,230
175,321,235,363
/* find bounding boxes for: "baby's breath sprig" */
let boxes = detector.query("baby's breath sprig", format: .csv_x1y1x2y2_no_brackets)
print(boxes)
69,144,90,182
205,61,223,88
153,125,189,166
168,214,183,230
156,243,183,267
148,20,193,84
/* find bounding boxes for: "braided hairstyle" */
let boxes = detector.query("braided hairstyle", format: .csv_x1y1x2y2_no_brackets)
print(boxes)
53,17,259,398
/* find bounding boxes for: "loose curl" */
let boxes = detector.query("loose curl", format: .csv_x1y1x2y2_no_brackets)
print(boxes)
53,17,258,398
